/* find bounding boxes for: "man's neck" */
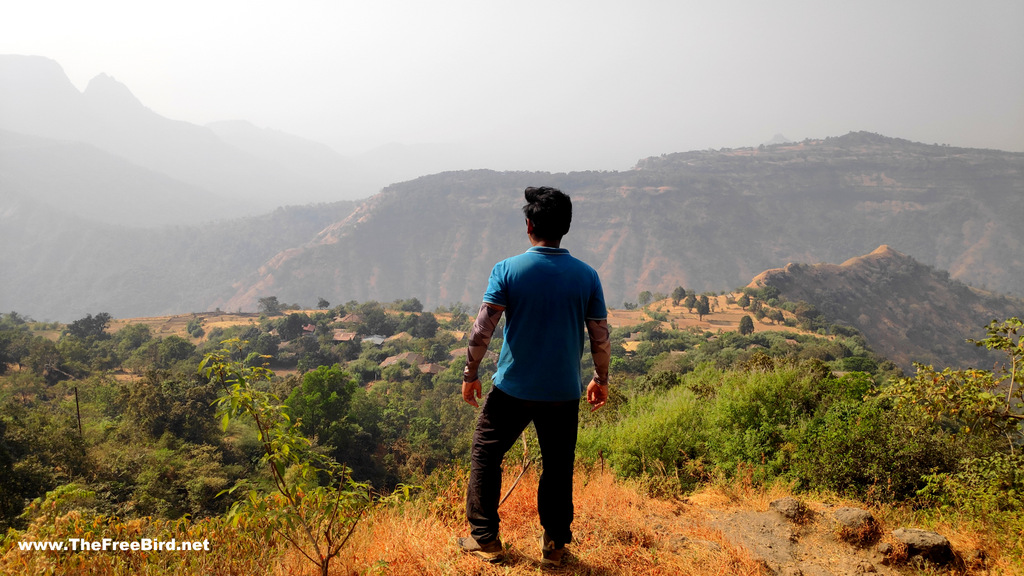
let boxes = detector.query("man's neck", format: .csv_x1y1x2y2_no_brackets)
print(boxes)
529,236,561,249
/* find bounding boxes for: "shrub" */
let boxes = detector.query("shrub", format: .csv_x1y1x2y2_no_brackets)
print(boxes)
577,386,707,491
792,399,953,502
919,453,1024,517
703,368,825,481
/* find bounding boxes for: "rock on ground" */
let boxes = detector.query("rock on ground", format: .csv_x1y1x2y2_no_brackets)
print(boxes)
891,528,954,565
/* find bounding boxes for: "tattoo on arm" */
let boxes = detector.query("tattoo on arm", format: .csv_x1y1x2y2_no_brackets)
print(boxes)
464,303,504,382
587,318,611,385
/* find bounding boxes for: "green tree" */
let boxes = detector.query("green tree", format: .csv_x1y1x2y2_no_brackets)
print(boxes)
396,298,424,313
159,335,196,366
683,294,697,313
200,342,376,576
671,286,687,306
443,305,471,331
286,365,358,455
117,370,220,443
738,315,755,335
0,399,89,529
410,312,439,339
25,338,64,382
750,299,764,314
65,312,112,340
638,291,653,307
737,294,750,310
795,302,822,329
881,318,1024,513
277,313,310,342
258,296,282,316
0,331,33,374
696,295,710,321
254,332,281,360
115,323,152,363
358,308,398,337
126,336,196,371
186,317,204,338
0,312,28,330
317,297,330,310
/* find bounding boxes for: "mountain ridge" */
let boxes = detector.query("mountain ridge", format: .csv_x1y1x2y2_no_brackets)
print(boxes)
0,55,377,212
220,134,1023,314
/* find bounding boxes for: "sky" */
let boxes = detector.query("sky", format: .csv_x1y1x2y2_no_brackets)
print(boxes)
3,0,1023,173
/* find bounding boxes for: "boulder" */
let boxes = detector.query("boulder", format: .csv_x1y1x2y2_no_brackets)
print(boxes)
770,497,809,522
833,507,876,530
831,507,880,545
892,528,954,564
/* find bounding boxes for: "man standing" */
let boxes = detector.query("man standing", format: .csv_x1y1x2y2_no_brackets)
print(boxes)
458,186,611,566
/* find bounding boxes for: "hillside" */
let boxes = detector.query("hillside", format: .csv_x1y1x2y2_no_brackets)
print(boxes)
48,244,1024,377
107,295,811,347
221,133,1023,313
749,245,1023,371
0,201,358,321
0,129,232,226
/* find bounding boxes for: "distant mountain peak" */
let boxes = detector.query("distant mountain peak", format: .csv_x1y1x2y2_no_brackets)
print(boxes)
83,73,145,109
0,54,75,89
841,244,905,266
764,133,793,145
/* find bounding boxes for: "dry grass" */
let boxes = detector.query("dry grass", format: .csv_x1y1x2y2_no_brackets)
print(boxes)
6,467,1021,575
106,311,264,342
283,467,769,576
873,505,1023,575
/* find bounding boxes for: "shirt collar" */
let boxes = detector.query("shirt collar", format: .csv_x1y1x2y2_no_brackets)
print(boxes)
527,246,569,255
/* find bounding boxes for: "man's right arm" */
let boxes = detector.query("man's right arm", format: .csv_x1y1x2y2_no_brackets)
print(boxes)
586,318,611,411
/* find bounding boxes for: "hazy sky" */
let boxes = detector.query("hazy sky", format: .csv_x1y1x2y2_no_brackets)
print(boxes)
3,0,1022,172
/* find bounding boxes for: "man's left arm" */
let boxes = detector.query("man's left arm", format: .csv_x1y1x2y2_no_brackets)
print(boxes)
586,318,611,411
462,302,504,407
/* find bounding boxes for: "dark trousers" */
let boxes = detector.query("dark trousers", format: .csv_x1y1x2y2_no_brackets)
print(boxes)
466,387,579,547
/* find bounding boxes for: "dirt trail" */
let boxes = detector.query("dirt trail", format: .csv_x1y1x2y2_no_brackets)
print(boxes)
664,492,904,576
702,508,893,575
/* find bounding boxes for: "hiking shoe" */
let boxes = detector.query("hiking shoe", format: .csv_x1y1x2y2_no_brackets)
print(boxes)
457,536,504,563
540,532,566,567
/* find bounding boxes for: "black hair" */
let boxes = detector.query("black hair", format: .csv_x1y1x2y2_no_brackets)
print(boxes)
522,186,572,241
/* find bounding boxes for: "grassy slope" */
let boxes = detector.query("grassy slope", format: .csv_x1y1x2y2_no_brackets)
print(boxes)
4,468,1014,575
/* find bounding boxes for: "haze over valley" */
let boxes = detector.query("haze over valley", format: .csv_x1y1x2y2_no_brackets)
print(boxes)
2,6,1024,571
2,0,1023,371
2,53,1022,333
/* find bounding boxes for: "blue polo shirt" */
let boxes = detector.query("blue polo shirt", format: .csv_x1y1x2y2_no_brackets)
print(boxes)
482,246,607,401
